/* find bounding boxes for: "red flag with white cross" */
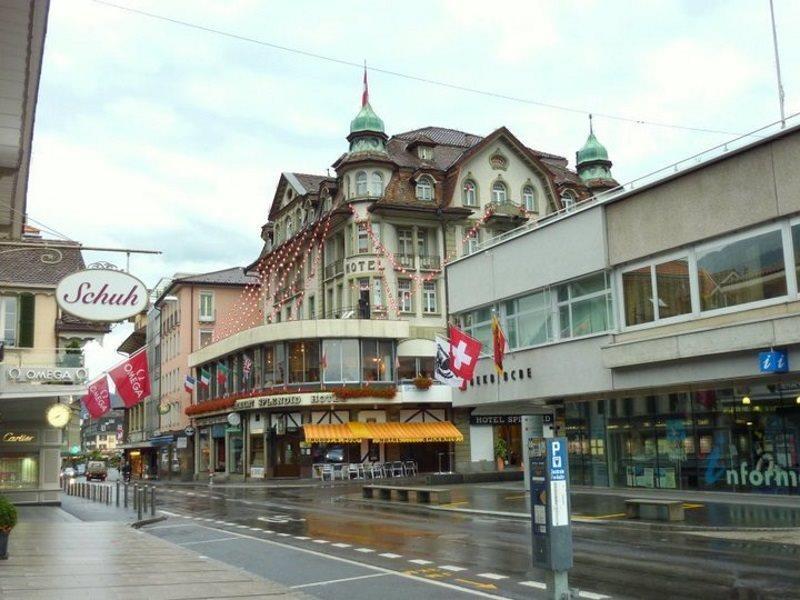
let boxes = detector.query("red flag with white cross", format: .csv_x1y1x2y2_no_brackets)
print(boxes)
448,325,482,382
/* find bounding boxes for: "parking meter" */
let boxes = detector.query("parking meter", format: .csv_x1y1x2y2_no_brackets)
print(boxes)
529,437,573,573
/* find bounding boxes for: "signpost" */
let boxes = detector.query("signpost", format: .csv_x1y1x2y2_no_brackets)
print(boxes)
529,437,573,599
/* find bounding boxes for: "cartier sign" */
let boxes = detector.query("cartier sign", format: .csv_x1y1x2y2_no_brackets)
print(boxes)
1,431,37,443
56,269,148,322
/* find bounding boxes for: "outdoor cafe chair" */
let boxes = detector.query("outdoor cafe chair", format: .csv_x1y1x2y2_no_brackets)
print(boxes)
392,461,405,477
404,461,418,476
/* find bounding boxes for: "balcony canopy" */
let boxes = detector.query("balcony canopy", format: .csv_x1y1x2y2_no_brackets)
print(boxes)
303,421,463,444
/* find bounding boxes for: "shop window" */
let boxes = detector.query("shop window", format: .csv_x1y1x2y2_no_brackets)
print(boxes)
361,339,394,382
288,340,320,383
263,343,286,386
0,453,38,489
556,272,613,338
398,356,435,381
322,339,360,383
697,228,787,311
504,289,552,349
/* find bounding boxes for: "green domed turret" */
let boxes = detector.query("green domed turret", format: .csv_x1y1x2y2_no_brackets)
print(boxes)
350,103,385,135
576,116,616,190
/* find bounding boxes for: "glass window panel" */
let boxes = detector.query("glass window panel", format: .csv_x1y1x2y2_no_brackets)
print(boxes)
518,291,548,312
0,453,38,489
341,339,360,382
570,273,606,297
518,308,551,346
570,295,610,337
361,340,379,382
398,357,417,381
697,229,787,311
623,266,655,325
793,223,800,285
378,340,394,381
473,323,492,354
655,259,692,319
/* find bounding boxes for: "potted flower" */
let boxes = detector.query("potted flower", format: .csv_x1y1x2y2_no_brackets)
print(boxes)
494,438,508,472
0,495,18,560
412,375,433,390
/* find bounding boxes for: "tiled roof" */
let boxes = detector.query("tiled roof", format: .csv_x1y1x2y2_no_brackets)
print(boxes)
289,173,334,195
0,239,85,287
175,267,258,286
394,127,483,148
56,312,111,335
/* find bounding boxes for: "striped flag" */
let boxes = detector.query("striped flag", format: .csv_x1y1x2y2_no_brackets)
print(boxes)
217,363,229,385
242,355,253,382
199,368,211,388
184,375,196,393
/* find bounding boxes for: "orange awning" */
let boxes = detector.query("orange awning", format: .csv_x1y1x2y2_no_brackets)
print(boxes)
361,421,464,443
303,421,464,444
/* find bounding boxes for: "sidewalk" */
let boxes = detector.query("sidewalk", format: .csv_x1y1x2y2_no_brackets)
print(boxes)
2,506,311,599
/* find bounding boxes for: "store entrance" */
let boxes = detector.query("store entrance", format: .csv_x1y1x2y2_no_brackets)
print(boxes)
272,431,302,477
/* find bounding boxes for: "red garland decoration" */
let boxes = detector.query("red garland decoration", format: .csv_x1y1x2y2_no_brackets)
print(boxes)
185,397,236,416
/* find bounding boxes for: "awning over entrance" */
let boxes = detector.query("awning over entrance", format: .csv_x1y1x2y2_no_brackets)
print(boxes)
302,422,463,444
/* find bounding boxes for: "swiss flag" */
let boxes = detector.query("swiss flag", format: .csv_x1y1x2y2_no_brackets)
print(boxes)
448,325,482,382
108,349,151,408
82,376,111,419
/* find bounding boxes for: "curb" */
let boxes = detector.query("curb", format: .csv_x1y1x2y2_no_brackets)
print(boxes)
131,515,168,529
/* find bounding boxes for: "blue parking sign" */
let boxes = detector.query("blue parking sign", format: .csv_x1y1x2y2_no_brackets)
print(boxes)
547,439,567,482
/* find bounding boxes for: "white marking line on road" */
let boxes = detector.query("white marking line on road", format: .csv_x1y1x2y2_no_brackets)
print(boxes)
294,536,311,540
331,543,351,548
277,533,291,537
159,510,180,516
249,528,261,531
213,520,225,524
180,537,242,546
520,581,546,590
144,524,198,531
312,539,329,544
235,525,248,529
161,524,522,600
355,548,374,553
580,592,611,599
379,553,402,559
440,565,467,572
477,573,508,581
291,573,390,589
409,559,433,565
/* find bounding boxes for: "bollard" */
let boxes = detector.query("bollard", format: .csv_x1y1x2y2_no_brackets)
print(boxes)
124,483,128,509
150,486,155,517
137,487,143,521
142,485,148,513
116,481,120,507
133,485,138,511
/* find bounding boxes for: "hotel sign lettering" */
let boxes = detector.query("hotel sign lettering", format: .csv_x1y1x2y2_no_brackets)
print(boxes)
345,257,379,275
235,392,339,410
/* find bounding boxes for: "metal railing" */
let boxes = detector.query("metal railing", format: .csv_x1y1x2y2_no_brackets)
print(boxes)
324,258,344,279
62,477,157,521
396,253,414,269
419,254,441,270
467,112,800,258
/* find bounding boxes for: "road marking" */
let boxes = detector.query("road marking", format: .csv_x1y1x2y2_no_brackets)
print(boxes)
291,573,390,589
477,573,508,580
144,524,196,531
157,523,527,600
683,503,704,510
355,547,374,553
439,501,470,508
379,552,402,558
312,539,329,544
249,528,261,531
276,533,291,537
520,581,546,590
213,520,225,524
579,592,611,599
440,565,467,572
504,494,527,500
409,559,433,565
294,536,311,540
577,513,626,520
331,542,351,548
180,536,242,546
235,525,248,529
454,578,498,591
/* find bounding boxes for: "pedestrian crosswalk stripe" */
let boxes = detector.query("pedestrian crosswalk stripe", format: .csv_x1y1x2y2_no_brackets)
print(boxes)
355,548,374,553
520,581,546,590
313,539,329,544
579,592,610,599
249,528,260,531
236,525,248,528
409,559,433,565
477,573,508,580
331,543,351,548
379,553,402,559
294,536,311,540
439,565,467,572
277,533,291,537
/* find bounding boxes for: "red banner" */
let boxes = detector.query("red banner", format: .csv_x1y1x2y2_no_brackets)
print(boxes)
82,376,111,419
108,349,151,408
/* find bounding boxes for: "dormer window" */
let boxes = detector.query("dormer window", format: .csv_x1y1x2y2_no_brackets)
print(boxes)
371,171,383,196
562,190,577,210
355,171,368,196
416,175,434,201
418,146,433,160
523,185,536,211
286,216,294,239
463,180,477,207
492,181,508,204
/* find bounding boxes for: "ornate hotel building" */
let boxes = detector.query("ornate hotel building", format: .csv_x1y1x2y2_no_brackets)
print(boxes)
185,91,612,480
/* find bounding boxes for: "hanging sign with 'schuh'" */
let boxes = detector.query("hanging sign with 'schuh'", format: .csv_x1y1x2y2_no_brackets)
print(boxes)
56,269,148,322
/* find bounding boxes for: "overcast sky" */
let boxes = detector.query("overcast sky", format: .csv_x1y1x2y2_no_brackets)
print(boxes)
27,0,800,373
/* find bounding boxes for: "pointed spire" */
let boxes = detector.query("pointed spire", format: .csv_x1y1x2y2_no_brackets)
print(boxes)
589,113,593,135
362,60,369,107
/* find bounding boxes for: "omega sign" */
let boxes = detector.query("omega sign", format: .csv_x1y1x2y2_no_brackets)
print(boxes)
56,269,148,322
6,366,88,383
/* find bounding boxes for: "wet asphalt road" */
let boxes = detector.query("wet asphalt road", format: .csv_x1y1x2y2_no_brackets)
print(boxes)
144,482,800,600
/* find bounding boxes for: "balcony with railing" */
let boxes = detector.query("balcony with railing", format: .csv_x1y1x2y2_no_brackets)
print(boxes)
396,253,415,269
419,254,441,270
2,347,86,368
324,258,344,280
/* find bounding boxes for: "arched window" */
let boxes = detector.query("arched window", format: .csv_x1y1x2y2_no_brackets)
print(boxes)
416,175,434,201
492,181,507,204
371,171,383,196
463,179,477,206
285,216,294,240
523,185,536,211
355,171,368,196
562,189,576,210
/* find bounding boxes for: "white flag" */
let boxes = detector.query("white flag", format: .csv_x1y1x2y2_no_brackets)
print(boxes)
434,336,463,388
